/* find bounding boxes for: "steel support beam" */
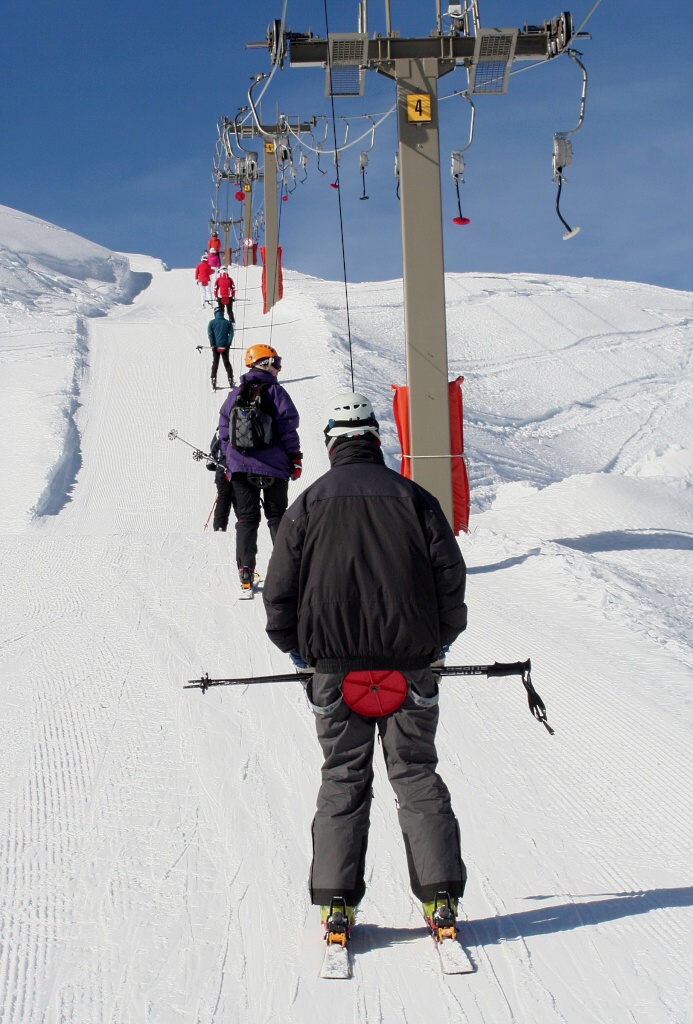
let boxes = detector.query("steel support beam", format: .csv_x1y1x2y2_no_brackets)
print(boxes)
288,33,550,66
395,57,453,524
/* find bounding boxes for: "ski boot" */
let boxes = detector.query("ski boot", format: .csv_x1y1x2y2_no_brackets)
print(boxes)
423,892,458,943
320,897,355,947
211,376,217,391
239,565,254,599
228,375,235,388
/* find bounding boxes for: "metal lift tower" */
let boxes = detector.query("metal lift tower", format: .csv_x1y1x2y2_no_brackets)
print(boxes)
259,5,575,525
223,115,316,311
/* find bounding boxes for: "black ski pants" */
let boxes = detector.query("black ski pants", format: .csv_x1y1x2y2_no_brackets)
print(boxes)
231,473,289,571
211,348,234,384
216,299,235,323
307,669,466,907
213,474,234,531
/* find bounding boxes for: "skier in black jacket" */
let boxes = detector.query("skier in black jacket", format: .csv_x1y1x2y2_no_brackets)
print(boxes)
263,392,468,940
206,429,234,532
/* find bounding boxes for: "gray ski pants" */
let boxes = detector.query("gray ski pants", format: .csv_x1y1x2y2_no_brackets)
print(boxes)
307,669,467,907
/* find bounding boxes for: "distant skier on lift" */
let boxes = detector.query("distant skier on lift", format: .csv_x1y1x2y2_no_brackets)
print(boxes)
207,307,235,391
194,254,214,307
215,266,236,322
262,392,468,950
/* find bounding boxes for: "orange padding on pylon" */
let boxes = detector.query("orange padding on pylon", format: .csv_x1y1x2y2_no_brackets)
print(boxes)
391,377,470,535
260,245,283,314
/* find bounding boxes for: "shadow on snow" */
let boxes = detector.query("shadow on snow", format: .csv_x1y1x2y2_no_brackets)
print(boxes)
355,886,693,952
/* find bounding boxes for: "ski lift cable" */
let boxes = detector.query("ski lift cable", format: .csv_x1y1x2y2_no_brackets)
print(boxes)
247,77,277,142
323,0,354,390
287,106,396,157
252,0,289,107
572,0,606,39
560,49,588,136
286,105,396,158
236,0,288,138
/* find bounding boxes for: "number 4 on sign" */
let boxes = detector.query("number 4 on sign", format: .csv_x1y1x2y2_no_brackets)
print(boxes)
407,94,432,123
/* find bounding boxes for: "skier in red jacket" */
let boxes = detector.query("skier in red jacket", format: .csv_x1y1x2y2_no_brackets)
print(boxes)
214,266,236,322
194,254,215,307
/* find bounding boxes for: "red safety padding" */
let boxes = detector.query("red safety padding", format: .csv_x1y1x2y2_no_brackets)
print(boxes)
260,245,283,314
341,670,408,717
391,377,470,535
448,377,470,535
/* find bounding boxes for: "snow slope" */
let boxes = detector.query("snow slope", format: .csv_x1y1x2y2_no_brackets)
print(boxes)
1,210,692,1024
0,205,152,529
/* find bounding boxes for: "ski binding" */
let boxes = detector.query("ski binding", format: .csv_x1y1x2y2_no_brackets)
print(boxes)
319,898,352,979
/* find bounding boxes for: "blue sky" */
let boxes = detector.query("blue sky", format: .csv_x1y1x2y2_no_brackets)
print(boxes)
1,1,691,290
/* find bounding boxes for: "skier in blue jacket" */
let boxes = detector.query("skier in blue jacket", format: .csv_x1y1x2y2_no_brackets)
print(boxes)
207,308,234,391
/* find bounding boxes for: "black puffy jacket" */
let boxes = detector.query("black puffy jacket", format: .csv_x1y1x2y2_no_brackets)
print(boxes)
262,438,467,672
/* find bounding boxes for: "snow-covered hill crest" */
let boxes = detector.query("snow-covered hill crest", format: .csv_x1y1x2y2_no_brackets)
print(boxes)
0,204,149,313
0,206,152,528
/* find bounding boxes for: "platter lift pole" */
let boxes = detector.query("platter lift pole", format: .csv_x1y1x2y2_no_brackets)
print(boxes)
258,4,578,525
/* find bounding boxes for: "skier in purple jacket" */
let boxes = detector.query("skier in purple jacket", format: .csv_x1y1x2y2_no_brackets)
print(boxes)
218,343,301,597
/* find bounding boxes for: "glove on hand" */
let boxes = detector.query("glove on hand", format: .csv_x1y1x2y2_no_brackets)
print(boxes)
430,644,450,669
289,651,313,674
290,452,303,480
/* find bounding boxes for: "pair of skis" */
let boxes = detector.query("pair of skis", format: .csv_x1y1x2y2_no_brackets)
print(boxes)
319,911,475,980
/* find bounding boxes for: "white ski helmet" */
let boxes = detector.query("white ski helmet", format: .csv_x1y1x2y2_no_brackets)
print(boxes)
324,392,379,452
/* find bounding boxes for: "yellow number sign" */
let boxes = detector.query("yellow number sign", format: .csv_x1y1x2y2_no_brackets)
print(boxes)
407,94,432,123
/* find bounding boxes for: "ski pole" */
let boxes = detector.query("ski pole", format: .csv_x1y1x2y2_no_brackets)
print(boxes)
184,660,553,734
438,660,553,734
203,497,217,531
168,429,226,472
185,672,300,690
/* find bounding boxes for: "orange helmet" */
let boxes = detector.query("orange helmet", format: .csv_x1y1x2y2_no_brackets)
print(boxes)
245,343,280,367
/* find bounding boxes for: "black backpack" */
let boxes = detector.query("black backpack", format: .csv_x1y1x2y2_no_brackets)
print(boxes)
230,381,274,451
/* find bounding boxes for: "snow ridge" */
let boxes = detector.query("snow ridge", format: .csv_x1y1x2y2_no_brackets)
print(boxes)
0,206,151,528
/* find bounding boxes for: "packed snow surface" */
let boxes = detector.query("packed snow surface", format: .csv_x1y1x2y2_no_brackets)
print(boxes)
1,207,692,1023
